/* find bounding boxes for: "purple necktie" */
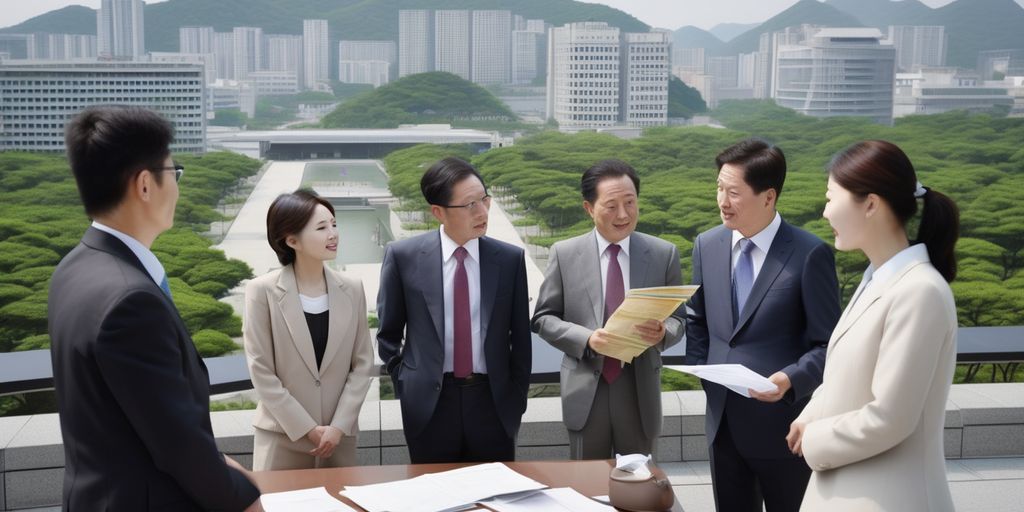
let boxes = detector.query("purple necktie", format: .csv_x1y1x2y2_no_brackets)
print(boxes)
453,247,472,378
603,244,624,384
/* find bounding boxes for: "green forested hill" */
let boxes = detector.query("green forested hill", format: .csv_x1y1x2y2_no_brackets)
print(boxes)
384,101,1024,327
320,72,516,128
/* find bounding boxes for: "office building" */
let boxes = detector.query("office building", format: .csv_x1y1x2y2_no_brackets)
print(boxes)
672,48,705,73
179,26,214,54
339,40,396,63
434,10,471,80
0,35,32,60
303,19,329,89
774,28,896,124
622,31,670,127
471,10,512,85
339,61,391,87
150,52,214,84
97,0,144,59
895,68,1013,117
512,29,544,85
213,32,234,80
546,22,622,130
0,61,205,153
232,27,263,81
207,79,256,118
249,70,299,95
737,52,756,89
25,33,97,60
706,55,738,89
887,26,946,72
978,49,1024,80
399,10,432,77
266,34,303,77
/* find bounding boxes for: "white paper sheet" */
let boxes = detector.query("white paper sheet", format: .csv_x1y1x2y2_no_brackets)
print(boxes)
484,488,616,512
339,462,547,512
667,364,778,397
261,487,356,512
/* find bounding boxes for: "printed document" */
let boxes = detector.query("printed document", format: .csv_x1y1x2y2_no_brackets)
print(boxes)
261,487,356,512
484,487,616,512
597,285,699,362
667,364,778,398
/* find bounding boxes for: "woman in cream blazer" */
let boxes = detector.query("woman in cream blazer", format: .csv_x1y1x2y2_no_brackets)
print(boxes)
787,141,960,511
244,190,374,470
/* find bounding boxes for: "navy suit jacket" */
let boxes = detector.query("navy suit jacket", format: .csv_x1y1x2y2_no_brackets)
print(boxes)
376,231,532,439
685,219,840,458
48,228,258,511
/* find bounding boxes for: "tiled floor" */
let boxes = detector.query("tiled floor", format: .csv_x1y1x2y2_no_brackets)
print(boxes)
663,458,1024,512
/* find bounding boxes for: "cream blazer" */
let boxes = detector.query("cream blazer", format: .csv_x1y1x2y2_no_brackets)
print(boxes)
796,250,956,512
243,265,374,441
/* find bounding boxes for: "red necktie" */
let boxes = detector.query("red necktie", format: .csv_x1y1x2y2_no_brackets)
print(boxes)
453,247,472,378
603,244,624,384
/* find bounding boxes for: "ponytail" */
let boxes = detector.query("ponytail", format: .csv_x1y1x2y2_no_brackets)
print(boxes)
915,188,959,282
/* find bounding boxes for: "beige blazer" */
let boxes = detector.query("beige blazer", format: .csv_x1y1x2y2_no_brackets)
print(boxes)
796,250,956,512
243,265,374,442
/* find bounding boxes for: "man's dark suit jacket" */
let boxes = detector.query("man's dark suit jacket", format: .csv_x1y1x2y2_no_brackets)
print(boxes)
48,227,259,511
686,219,841,458
376,231,532,439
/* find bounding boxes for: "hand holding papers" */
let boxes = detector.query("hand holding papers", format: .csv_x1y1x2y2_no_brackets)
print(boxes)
667,364,779,398
595,285,698,363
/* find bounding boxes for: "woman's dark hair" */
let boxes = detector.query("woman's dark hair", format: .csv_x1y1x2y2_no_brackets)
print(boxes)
64,105,174,217
827,140,959,282
266,189,335,266
581,159,641,203
715,138,786,198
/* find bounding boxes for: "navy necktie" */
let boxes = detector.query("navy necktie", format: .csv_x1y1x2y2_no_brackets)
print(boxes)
733,238,755,317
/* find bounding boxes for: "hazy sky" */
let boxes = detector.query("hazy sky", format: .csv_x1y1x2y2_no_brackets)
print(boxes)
3,0,1024,30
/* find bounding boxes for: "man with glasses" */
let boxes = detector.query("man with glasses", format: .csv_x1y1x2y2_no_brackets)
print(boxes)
49,106,262,511
377,157,532,463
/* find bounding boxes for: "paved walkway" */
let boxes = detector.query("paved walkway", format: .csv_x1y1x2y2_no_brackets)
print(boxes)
664,458,1024,512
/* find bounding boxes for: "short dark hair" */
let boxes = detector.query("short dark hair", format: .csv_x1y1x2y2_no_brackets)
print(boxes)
64,105,175,217
715,138,786,198
420,157,485,206
828,140,960,282
266,189,336,266
581,159,641,203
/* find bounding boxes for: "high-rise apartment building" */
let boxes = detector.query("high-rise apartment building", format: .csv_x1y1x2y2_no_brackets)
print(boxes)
0,61,205,153
303,19,329,89
511,30,544,85
471,10,512,85
887,26,946,72
399,10,432,77
213,32,234,80
622,31,670,127
266,34,303,77
179,26,214,54
232,27,262,81
339,41,396,63
546,22,622,130
434,10,471,80
339,40,396,86
0,35,32,60
24,33,97,60
774,28,896,124
672,48,705,73
97,0,145,59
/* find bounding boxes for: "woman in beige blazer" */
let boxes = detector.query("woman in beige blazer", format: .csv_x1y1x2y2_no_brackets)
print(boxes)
244,190,374,470
787,140,960,511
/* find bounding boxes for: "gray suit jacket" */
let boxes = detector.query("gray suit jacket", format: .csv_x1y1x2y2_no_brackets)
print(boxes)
686,219,840,458
532,231,683,439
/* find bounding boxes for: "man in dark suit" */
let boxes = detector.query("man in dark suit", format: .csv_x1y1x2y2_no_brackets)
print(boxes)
377,157,531,463
686,139,841,511
48,106,261,511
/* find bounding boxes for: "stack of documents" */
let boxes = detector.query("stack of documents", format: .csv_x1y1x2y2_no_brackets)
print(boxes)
339,462,547,512
667,364,778,397
484,488,616,512
261,487,356,512
598,285,699,362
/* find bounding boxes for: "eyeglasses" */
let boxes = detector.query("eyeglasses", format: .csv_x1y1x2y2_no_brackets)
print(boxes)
159,164,184,183
441,194,491,212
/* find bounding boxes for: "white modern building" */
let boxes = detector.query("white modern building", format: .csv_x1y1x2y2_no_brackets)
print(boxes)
213,32,234,80
512,26,546,85
303,19,329,90
894,68,1013,117
232,27,263,81
978,49,1024,80
471,10,512,85
266,34,303,78
339,40,396,63
179,26,214,55
150,52,214,84
96,0,144,59
672,48,705,74
774,28,896,124
622,31,670,127
249,70,299,95
24,33,97,60
886,26,946,72
546,22,622,130
207,79,256,118
0,61,205,153
434,10,471,80
339,61,390,87
399,10,432,77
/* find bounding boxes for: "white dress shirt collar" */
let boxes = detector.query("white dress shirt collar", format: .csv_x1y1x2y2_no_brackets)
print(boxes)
595,230,631,257
440,224,480,263
91,221,167,287
862,243,930,290
731,211,782,254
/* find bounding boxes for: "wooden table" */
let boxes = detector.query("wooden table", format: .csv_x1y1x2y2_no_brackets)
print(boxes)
252,459,684,511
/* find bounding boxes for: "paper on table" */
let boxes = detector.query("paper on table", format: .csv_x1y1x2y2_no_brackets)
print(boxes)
667,364,778,398
339,462,547,512
484,488,616,512
597,285,699,363
260,487,356,512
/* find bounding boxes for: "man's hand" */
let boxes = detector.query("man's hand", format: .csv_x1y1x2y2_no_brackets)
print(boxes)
633,319,665,345
786,420,806,456
749,371,791,402
224,455,263,511
587,328,615,354
308,426,342,458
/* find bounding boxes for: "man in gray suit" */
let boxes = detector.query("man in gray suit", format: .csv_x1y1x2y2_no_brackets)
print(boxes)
377,157,532,463
532,159,683,459
686,139,840,511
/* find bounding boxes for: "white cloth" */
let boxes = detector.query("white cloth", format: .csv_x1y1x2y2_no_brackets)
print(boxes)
730,211,782,281
298,293,329,314
850,244,929,309
439,225,486,374
91,221,167,288
595,230,631,297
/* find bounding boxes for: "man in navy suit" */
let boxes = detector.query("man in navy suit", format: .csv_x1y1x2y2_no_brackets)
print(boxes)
48,106,261,511
376,157,532,463
686,139,840,511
